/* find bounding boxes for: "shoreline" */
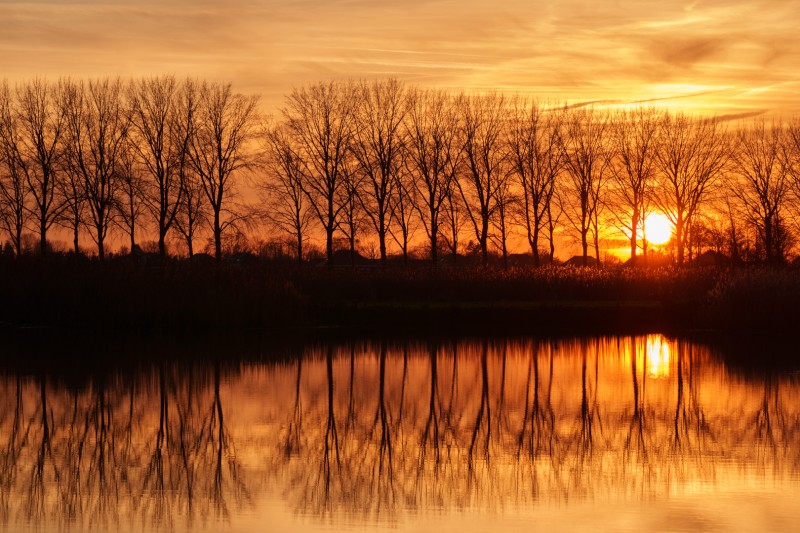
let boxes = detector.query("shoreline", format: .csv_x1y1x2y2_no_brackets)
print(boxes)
0,255,797,340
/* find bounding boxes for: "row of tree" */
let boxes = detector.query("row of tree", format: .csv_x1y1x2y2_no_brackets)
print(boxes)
0,76,257,259
2,76,799,264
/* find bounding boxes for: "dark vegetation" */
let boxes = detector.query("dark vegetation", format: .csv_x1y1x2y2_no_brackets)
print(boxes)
1,252,798,337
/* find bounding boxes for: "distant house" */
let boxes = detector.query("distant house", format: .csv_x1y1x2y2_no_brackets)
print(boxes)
327,249,372,266
564,255,598,267
693,250,729,267
623,253,671,268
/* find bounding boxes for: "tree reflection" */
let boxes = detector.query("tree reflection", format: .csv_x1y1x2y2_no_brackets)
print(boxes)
1,336,800,529
625,336,648,460
0,361,250,531
467,341,491,464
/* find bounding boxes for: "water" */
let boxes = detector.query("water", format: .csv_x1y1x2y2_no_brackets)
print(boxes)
1,334,799,532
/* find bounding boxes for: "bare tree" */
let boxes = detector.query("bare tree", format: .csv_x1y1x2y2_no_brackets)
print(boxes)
441,187,465,258
782,120,800,256
129,76,197,257
730,119,791,263
404,88,463,263
388,162,417,265
337,159,366,263
10,79,67,255
283,81,356,263
62,78,131,259
490,174,517,268
562,106,611,263
58,124,85,255
188,82,259,260
260,122,314,262
0,82,30,255
456,93,507,264
174,168,207,258
507,99,565,266
547,188,564,261
608,107,661,262
115,138,146,253
653,113,728,265
350,79,407,265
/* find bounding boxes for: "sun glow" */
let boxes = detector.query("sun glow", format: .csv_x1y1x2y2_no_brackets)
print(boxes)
644,213,672,246
645,335,671,379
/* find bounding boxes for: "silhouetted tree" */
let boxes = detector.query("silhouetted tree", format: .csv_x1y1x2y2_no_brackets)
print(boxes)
337,159,366,263
388,161,417,265
62,78,131,258
174,167,206,258
456,94,507,264
284,81,356,263
654,114,728,265
351,79,407,265
0,83,30,255
608,107,661,262
507,99,565,266
562,106,611,263
495,174,520,267
115,138,146,253
441,186,465,258
404,88,463,263
260,122,314,262
4,79,67,255
730,120,791,263
187,82,258,260
129,76,196,257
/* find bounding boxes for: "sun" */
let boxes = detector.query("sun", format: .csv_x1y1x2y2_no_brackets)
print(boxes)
644,213,672,246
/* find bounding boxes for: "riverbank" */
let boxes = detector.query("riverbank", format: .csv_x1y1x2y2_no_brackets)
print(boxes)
0,254,797,335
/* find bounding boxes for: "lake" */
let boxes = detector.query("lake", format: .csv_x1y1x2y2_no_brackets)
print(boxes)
1,334,798,532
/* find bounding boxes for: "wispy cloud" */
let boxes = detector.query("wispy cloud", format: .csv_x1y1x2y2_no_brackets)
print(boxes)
1,0,799,115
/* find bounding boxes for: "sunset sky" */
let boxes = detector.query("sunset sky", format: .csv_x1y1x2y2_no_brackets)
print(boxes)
2,0,799,117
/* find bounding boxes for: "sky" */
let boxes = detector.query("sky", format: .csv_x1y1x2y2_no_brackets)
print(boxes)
1,0,799,117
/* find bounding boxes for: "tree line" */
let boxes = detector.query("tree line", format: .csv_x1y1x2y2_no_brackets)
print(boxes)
2,76,800,265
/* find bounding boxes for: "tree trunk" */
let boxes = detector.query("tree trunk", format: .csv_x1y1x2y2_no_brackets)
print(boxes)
430,220,438,265
97,231,105,260
675,220,685,265
73,221,79,255
213,209,222,260
326,227,334,266
14,225,22,257
531,212,541,267
481,214,489,265
296,233,303,264
39,219,47,256
379,223,387,266
594,231,601,268
630,212,639,263
581,230,589,262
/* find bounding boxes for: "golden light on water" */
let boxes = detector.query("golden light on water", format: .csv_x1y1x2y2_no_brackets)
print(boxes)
645,334,671,379
2,337,800,532
645,213,673,246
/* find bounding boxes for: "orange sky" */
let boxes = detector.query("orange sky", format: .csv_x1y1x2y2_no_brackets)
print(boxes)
2,0,799,117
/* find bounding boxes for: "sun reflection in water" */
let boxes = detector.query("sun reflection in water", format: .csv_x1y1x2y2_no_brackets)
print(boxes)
645,334,671,379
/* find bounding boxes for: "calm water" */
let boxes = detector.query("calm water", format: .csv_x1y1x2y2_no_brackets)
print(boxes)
1,335,799,532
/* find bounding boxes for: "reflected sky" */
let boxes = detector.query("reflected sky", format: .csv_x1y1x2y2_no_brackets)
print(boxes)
1,0,799,115
0,334,799,532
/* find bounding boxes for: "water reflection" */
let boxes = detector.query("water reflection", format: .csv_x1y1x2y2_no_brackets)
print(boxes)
0,334,799,532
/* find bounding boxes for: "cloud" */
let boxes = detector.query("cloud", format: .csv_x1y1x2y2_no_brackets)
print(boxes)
0,0,799,115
